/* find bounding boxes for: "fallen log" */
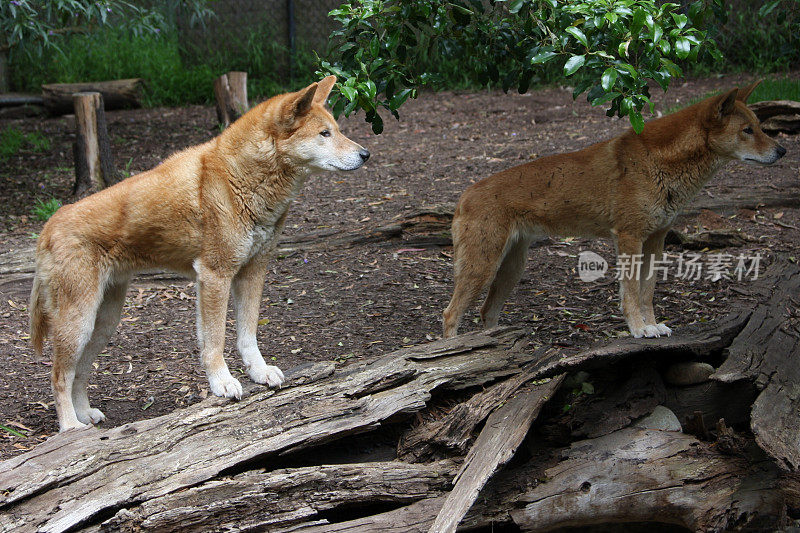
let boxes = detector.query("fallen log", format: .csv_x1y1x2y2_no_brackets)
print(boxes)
0,327,531,533
2,254,799,532
42,79,145,115
750,99,800,121
509,427,790,531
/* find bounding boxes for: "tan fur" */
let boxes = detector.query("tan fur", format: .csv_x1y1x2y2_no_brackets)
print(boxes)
443,82,786,339
30,76,370,431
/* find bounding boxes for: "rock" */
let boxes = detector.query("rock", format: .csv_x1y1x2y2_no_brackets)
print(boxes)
634,405,682,432
663,362,715,386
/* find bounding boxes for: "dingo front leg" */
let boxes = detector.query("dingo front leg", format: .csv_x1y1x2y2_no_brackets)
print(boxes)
233,255,284,388
615,233,650,338
195,261,242,399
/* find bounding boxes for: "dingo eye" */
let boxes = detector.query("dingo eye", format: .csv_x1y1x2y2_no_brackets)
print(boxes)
743,126,753,135
320,130,331,137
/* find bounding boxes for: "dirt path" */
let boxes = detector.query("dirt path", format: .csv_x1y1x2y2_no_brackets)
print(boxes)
1,74,798,458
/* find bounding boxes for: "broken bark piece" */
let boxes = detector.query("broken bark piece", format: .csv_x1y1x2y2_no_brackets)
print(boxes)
42,79,144,115
664,228,750,250
427,376,564,533
398,355,555,462
510,427,789,531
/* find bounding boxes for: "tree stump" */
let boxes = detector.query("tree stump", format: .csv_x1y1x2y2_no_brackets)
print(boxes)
72,92,120,196
214,71,248,128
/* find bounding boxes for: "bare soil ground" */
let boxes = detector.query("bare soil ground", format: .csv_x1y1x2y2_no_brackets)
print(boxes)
1,74,798,459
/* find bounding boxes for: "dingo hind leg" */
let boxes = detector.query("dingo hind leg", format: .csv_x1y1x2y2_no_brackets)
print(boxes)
443,217,512,338
640,229,671,337
50,265,107,431
72,278,130,425
480,234,533,329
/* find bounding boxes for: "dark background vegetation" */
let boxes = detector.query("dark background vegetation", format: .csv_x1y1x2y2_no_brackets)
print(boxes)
6,0,799,107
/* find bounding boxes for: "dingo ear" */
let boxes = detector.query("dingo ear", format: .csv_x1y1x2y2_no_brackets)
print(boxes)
286,82,318,122
314,75,337,105
716,88,738,118
737,80,761,103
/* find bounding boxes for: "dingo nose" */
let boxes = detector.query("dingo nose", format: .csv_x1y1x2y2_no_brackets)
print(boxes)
359,149,370,162
776,145,787,159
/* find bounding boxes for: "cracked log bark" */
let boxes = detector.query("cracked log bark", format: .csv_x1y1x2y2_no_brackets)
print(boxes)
712,259,800,469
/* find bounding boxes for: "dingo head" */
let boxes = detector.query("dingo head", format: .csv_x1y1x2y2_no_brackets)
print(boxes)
706,81,786,166
275,75,370,172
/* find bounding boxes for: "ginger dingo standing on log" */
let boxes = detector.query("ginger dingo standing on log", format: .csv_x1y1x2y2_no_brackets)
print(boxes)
443,82,785,340
30,76,370,431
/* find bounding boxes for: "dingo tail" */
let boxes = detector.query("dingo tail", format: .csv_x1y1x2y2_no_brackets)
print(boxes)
30,274,48,355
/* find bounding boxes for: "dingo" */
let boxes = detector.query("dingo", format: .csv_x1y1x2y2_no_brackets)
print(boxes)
30,76,370,431
443,82,785,339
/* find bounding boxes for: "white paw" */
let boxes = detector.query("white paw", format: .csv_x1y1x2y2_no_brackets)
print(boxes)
77,407,106,425
630,326,645,338
208,369,243,400
642,325,663,338
248,361,285,388
655,323,672,336
60,419,89,432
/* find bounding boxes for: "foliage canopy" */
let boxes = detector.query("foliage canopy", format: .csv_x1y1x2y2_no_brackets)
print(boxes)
318,0,723,134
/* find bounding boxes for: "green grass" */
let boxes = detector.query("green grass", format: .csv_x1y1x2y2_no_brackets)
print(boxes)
0,127,51,161
750,77,800,102
31,198,62,222
9,24,319,107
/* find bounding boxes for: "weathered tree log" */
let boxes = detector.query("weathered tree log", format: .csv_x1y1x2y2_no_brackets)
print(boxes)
91,460,458,533
0,327,532,533
712,259,800,469
42,79,144,115
509,427,789,531
750,99,800,121
72,91,120,195
214,71,248,128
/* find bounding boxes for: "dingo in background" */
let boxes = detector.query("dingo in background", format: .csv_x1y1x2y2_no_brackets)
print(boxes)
30,75,370,431
443,82,785,340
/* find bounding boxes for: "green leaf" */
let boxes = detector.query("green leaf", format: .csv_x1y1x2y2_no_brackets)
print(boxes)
531,50,558,64
563,54,586,77
565,26,588,48
371,112,384,134
508,0,525,14
629,108,645,134
631,8,647,36
675,37,691,59
601,67,618,91
340,86,358,102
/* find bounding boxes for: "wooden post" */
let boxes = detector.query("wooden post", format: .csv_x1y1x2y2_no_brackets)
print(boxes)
213,71,248,128
72,91,119,196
